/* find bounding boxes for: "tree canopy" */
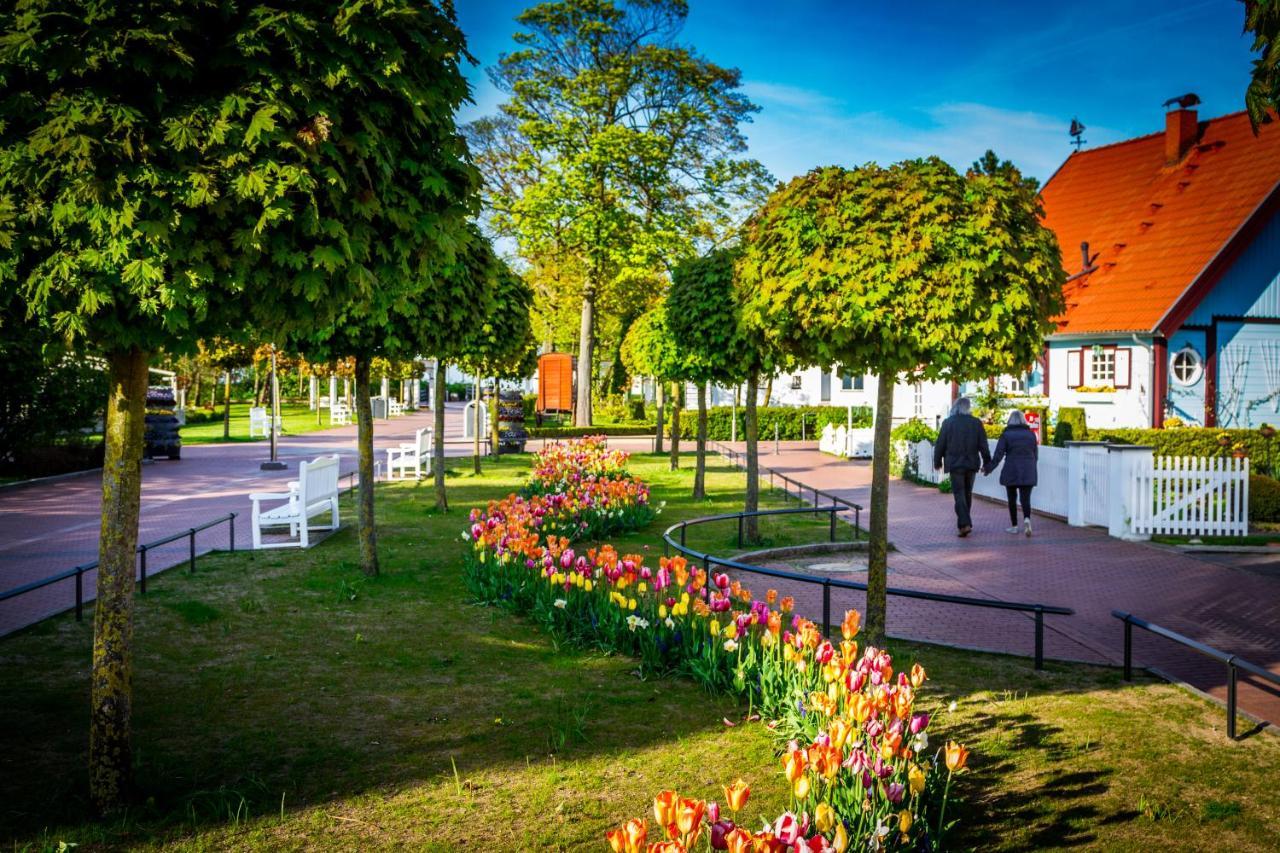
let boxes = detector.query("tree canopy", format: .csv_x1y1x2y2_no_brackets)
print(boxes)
1245,0,1280,132
621,299,685,385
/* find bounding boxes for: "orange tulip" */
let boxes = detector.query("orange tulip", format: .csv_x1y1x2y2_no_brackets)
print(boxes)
841,609,861,640
624,818,648,853
607,827,626,853
828,717,852,750
725,827,753,853
782,747,807,783
910,662,926,687
724,778,751,812
675,798,705,840
840,640,858,664
654,790,678,828
647,842,686,853
945,741,970,772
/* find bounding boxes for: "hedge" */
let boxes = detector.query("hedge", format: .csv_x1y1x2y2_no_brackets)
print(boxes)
1251,474,1280,523
1089,427,1279,465
672,405,871,441
1052,407,1088,446
526,425,655,438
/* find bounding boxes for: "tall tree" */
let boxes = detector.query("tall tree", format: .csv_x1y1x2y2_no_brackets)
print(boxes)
1245,0,1280,132
740,158,1064,645
621,299,687,465
666,247,783,531
473,0,770,426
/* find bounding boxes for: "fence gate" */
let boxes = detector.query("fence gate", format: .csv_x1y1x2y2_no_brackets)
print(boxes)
1132,456,1250,537
1081,445,1110,528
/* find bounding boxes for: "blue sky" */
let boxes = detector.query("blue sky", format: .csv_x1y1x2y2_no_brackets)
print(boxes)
456,0,1256,183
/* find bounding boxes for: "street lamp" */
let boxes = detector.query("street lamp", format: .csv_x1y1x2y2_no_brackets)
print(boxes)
261,344,287,470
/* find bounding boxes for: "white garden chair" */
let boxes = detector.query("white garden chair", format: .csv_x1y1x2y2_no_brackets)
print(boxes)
387,427,432,480
250,455,341,549
389,399,405,417
330,402,351,426
248,406,277,438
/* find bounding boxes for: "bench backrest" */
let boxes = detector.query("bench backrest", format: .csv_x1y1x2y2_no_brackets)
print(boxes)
249,406,268,424
299,455,340,502
415,427,431,455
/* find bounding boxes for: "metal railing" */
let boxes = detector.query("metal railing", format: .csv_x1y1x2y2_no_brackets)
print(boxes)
711,441,863,538
1113,610,1279,739
664,506,1073,669
0,513,238,623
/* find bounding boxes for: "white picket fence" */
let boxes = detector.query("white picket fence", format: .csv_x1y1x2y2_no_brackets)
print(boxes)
1131,456,1250,536
819,423,875,459
905,439,1250,539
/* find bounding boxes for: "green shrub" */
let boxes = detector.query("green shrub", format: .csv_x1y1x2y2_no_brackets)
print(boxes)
673,405,871,441
891,417,937,444
522,394,538,421
983,423,1004,439
1053,407,1088,446
1090,427,1275,462
629,398,646,421
527,425,654,438
1249,475,1280,523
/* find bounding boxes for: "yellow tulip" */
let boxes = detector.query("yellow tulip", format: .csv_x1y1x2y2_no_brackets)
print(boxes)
709,619,720,636
945,741,970,773
659,604,669,619
910,662,926,688
908,763,925,795
815,802,836,834
880,741,896,762
637,582,647,594
793,775,810,800
833,823,849,852
628,598,637,611
898,810,912,833
584,579,593,592
723,778,750,812
653,790,678,827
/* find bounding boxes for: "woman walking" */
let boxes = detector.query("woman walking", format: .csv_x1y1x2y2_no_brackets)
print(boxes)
986,410,1039,536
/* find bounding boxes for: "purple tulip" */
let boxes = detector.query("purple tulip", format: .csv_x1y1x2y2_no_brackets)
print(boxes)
709,819,735,849
887,782,905,804
910,712,930,734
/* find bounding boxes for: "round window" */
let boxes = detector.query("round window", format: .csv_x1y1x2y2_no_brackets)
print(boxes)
1170,346,1203,386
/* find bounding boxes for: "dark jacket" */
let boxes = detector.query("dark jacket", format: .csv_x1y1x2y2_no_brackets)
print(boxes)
988,424,1039,486
933,413,991,473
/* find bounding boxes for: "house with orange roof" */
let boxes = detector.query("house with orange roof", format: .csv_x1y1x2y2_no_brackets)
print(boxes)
1033,103,1280,429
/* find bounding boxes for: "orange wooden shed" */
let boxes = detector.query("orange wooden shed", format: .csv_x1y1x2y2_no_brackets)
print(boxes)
537,352,574,414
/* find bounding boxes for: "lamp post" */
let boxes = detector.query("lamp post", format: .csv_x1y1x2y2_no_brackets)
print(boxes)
261,345,286,470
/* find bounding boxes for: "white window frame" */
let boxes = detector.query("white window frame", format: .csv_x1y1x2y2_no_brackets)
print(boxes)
1170,347,1203,386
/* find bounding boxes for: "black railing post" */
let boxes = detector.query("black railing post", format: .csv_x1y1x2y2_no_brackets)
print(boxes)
737,514,744,548
75,567,83,621
229,512,236,552
829,507,837,542
139,546,148,594
189,528,197,573
855,507,861,539
1227,659,1238,740
680,524,687,548
822,579,831,638
1034,607,1045,670
1122,616,1133,681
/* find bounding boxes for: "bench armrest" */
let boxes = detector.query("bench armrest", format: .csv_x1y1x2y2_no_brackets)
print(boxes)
249,491,294,502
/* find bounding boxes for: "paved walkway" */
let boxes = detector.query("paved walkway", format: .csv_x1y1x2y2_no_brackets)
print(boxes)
716,442,1280,728
0,405,475,636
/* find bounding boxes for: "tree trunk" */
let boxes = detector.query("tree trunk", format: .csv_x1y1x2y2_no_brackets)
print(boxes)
433,361,448,511
353,356,379,578
489,378,501,458
89,347,149,813
191,372,202,409
222,371,231,440
472,376,482,475
252,366,263,406
745,372,760,542
693,382,708,499
669,381,682,471
866,373,895,647
574,292,594,426
654,381,665,454
764,375,773,407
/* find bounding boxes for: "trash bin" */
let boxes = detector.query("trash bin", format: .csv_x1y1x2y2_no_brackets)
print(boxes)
370,396,388,419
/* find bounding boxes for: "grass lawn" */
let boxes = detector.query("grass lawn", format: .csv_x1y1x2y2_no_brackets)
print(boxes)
1,455,1278,851
1152,533,1280,547
179,402,362,444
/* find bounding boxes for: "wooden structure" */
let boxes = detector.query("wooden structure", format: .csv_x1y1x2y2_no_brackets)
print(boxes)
537,352,574,414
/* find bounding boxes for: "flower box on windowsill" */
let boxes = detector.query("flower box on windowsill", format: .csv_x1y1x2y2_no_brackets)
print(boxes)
1075,391,1117,404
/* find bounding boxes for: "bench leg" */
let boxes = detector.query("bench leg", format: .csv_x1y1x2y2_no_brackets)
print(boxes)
251,501,262,550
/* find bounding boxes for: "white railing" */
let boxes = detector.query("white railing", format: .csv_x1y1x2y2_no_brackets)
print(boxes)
906,439,1250,540
1132,456,1249,537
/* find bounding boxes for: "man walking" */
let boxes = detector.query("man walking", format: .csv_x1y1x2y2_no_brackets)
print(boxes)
933,397,991,537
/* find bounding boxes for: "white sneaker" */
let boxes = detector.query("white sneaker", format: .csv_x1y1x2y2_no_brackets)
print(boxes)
1024,518,1033,537
1005,526,1020,535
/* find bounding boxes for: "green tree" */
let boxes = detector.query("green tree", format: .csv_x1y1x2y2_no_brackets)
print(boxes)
740,158,1064,644
621,299,688,466
666,247,783,531
202,338,252,439
1245,0,1280,132
473,0,770,426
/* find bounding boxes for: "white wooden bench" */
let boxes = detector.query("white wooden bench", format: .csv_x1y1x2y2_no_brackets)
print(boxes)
387,427,432,480
248,406,277,438
388,399,405,417
330,402,351,426
250,455,341,549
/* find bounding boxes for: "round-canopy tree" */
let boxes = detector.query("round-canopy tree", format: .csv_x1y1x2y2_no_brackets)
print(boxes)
666,247,784,530
621,298,689,469
740,157,1064,644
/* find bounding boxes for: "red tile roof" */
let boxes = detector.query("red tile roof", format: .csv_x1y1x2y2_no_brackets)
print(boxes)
1040,110,1280,336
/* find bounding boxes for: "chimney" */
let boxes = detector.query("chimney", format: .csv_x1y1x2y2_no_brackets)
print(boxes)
1165,107,1198,164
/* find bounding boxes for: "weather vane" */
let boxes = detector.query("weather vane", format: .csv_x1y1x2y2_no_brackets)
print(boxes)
1069,118,1087,152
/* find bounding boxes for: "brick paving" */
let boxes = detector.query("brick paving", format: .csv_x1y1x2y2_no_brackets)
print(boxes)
0,405,474,637
714,442,1280,728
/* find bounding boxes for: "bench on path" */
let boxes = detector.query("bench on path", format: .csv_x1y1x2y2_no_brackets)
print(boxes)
250,455,341,549
330,402,351,426
248,406,278,438
387,427,432,480
388,399,405,417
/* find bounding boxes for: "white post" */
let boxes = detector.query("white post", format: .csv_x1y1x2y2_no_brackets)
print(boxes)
329,375,338,409
309,375,318,410
1107,444,1154,540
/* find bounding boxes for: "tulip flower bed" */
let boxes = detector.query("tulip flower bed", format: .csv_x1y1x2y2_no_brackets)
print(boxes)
464,439,969,851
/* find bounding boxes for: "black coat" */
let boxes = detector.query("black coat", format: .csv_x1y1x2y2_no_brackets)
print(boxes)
988,424,1039,486
933,413,991,473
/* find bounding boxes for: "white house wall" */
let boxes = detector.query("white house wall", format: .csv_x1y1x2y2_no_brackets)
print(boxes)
1046,339,1153,428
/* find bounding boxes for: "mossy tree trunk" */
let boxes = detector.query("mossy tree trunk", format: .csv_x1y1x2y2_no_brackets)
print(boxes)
669,381,682,471
89,347,149,813
866,373,895,646
353,356,379,577
433,360,448,511
653,381,665,454
693,382,707,499
744,372,759,542
489,378,500,458
222,372,231,440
